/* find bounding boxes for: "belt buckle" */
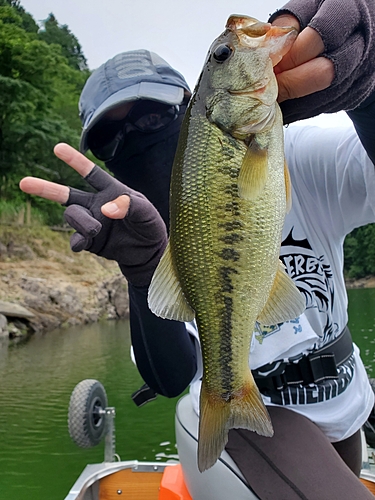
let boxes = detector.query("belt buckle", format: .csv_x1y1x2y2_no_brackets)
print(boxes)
308,352,338,383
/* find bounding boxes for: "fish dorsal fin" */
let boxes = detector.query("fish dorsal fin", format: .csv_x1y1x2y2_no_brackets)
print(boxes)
148,242,195,322
284,159,292,213
238,137,268,200
257,261,305,326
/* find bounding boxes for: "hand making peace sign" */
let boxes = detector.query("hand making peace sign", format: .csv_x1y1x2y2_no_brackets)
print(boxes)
20,144,168,287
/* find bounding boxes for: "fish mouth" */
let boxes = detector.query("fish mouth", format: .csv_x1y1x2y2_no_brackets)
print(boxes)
226,16,271,38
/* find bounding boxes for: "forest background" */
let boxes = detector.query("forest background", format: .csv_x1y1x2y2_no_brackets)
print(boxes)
0,0,373,280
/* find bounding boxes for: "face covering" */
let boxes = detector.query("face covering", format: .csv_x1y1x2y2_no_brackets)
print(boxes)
106,105,186,229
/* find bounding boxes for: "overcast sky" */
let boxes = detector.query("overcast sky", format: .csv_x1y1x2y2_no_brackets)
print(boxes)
19,0,351,127
20,0,284,87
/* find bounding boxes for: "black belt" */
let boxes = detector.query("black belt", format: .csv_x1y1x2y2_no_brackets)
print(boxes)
253,326,354,394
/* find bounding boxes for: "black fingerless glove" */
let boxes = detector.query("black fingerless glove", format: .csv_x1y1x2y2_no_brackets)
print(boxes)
63,165,168,287
269,0,375,122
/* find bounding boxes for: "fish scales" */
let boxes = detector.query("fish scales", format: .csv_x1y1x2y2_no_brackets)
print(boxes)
171,113,286,398
148,15,305,472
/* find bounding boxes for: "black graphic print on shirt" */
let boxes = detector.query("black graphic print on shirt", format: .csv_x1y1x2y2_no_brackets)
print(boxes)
261,227,355,404
280,228,339,344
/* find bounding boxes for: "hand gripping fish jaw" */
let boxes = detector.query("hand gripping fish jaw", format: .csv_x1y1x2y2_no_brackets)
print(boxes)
202,17,297,157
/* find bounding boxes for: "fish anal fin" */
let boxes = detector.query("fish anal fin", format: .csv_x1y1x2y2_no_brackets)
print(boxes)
238,138,268,201
198,375,273,472
257,261,305,326
148,242,195,322
284,159,292,213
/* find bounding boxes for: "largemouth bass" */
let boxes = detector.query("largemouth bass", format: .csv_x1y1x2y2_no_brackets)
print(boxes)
148,15,305,472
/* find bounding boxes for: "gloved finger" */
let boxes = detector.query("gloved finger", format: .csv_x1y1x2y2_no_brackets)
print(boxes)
308,0,361,52
328,31,365,85
54,143,95,178
54,144,121,199
101,195,131,220
83,164,127,192
65,187,95,209
64,204,102,237
19,177,70,204
269,6,317,30
276,56,334,102
271,13,300,32
70,231,93,252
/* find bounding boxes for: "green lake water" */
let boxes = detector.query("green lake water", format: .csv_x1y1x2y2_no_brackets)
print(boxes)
0,288,374,500
0,320,181,500
347,288,375,377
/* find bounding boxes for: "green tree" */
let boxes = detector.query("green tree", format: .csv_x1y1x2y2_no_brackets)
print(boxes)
0,0,38,33
344,224,375,279
38,13,88,71
0,3,90,225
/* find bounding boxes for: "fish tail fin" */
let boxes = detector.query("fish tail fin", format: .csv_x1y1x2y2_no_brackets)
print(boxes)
198,383,230,473
227,374,274,437
198,375,273,472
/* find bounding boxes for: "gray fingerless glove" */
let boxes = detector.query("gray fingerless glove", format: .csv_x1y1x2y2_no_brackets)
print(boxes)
269,0,375,123
63,165,168,287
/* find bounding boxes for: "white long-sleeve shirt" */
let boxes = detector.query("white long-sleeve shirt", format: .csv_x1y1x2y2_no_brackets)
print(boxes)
188,122,374,442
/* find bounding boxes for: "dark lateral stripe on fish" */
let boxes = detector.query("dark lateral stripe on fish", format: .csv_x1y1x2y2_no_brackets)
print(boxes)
224,183,239,195
219,233,244,244
219,293,234,399
219,266,238,293
219,248,240,261
218,220,244,231
224,204,241,217
217,175,242,396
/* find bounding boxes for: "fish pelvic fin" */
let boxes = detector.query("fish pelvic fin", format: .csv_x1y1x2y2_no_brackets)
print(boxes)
238,137,268,201
198,376,273,473
148,242,195,322
257,261,306,326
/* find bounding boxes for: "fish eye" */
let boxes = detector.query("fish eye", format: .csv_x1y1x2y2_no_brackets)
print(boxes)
213,44,233,63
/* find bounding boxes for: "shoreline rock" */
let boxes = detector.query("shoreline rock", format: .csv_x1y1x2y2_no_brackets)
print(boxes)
345,275,375,290
0,228,129,341
0,272,129,341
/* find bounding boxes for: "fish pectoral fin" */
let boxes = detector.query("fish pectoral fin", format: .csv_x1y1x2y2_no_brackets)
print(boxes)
257,261,306,326
238,138,268,200
148,242,195,322
284,159,292,213
198,375,273,473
